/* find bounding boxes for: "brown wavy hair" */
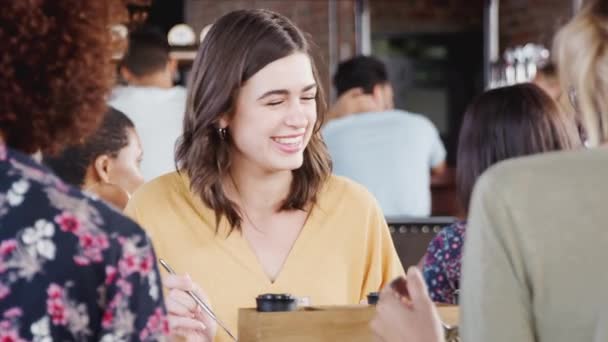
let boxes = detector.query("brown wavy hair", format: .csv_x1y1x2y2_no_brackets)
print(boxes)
457,83,581,213
176,9,332,232
0,1,116,154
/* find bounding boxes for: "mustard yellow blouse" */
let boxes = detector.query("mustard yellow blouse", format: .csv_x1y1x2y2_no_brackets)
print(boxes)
125,173,404,342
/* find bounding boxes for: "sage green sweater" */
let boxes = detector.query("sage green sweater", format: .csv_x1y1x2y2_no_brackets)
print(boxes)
462,148,608,342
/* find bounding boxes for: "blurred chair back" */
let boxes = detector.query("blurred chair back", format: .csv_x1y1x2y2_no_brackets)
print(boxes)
386,216,457,269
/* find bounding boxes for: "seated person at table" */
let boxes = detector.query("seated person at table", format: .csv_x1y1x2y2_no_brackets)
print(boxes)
44,107,144,210
461,1,608,341
322,56,446,217
0,1,168,340
372,4,608,341
421,83,580,304
125,9,404,342
109,26,186,181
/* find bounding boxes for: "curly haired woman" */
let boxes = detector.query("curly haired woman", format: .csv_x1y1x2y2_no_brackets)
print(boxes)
0,2,169,341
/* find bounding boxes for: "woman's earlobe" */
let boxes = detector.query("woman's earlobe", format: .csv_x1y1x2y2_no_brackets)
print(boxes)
218,115,229,129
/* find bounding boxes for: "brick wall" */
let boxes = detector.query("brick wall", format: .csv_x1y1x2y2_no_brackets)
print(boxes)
183,0,489,94
183,0,357,97
370,0,484,34
499,0,573,52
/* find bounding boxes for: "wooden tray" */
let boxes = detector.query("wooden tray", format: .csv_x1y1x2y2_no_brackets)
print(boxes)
238,304,459,342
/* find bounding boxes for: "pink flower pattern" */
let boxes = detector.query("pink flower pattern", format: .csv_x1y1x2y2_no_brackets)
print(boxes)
0,307,27,342
0,145,169,340
55,212,81,234
422,220,466,304
46,284,68,325
140,308,171,341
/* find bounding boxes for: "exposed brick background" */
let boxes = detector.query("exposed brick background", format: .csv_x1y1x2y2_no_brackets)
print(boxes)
499,0,573,52
369,0,484,34
184,0,357,97
183,0,490,96
176,0,589,87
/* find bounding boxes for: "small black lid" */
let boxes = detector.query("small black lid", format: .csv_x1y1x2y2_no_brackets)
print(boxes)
367,292,380,305
256,293,295,302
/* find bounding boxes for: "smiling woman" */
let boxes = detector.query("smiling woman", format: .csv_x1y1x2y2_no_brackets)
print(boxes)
124,9,404,342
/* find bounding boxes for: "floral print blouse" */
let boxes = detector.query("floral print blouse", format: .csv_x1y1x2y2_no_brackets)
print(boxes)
0,145,169,341
422,220,466,304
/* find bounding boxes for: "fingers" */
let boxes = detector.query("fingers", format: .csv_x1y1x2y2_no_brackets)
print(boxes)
389,276,409,299
184,334,212,342
189,281,212,306
161,273,218,342
163,273,209,314
369,317,387,342
379,281,396,297
168,315,206,334
405,266,432,305
163,273,195,292
377,289,407,314
167,289,200,315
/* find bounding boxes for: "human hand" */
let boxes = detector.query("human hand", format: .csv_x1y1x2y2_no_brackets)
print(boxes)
163,274,217,342
370,267,445,342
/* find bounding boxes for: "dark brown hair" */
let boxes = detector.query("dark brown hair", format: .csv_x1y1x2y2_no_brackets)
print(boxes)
44,107,134,187
175,9,332,232
333,55,388,96
457,83,581,213
0,1,117,154
121,26,170,77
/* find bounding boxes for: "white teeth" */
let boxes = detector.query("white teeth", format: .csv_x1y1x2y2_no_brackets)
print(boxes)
273,136,302,145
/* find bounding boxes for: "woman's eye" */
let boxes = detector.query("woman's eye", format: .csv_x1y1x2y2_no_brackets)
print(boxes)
301,96,315,101
267,100,283,106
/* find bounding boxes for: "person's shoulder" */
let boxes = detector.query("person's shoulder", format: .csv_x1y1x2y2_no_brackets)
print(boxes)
483,149,604,185
172,85,187,96
323,174,371,194
110,85,186,101
163,85,187,102
90,195,145,236
107,86,139,113
439,220,466,241
476,149,608,204
322,114,360,133
392,110,437,130
108,85,129,98
426,221,465,259
320,174,379,208
108,85,134,103
130,171,184,206
4,148,145,237
323,112,393,137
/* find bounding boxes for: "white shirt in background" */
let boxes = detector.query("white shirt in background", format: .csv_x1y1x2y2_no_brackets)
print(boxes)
109,85,187,181
322,110,446,217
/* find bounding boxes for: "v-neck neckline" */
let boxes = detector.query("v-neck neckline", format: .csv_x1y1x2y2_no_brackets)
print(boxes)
223,203,321,285
181,173,325,286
